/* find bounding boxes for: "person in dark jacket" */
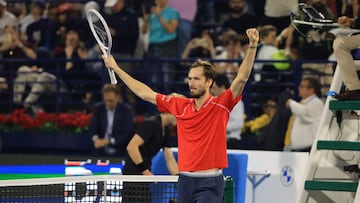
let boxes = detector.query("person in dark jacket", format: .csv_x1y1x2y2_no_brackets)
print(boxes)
256,90,292,151
90,83,134,157
104,0,139,72
23,30,89,113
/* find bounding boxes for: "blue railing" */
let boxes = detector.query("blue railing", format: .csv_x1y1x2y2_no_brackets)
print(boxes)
0,58,336,118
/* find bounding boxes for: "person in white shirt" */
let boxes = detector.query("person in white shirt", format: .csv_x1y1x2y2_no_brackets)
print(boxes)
212,73,245,149
286,77,324,152
0,0,18,43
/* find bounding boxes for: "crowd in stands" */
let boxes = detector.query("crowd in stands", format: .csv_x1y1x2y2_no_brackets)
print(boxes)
0,0,356,153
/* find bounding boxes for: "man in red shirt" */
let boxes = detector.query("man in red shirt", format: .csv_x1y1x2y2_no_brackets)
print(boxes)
103,28,259,203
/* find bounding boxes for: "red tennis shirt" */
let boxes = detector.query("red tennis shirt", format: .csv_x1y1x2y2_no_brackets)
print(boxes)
156,89,242,172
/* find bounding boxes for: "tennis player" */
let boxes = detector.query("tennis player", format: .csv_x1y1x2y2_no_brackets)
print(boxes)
102,28,259,203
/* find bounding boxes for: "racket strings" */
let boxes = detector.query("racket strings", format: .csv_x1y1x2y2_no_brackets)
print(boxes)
90,14,110,48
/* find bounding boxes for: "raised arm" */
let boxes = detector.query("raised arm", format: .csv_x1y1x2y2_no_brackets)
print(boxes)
230,28,259,98
102,55,157,104
127,134,153,175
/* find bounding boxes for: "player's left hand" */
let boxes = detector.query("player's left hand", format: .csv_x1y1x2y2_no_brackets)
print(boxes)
102,55,118,71
93,138,110,148
142,169,154,176
246,28,259,45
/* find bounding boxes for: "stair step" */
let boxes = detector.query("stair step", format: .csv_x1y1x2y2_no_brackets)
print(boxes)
305,180,358,192
317,140,360,151
329,100,360,110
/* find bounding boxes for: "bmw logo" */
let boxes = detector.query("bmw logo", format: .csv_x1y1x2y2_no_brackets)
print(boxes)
280,165,293,186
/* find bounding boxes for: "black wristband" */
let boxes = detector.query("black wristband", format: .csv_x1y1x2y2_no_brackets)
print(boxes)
136,162,149,172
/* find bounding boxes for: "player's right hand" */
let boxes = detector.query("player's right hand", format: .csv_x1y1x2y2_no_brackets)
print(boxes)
102,55,117,70
337,16,353,27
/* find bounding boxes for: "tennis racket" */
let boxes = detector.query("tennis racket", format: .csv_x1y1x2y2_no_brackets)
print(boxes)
87,9,117,84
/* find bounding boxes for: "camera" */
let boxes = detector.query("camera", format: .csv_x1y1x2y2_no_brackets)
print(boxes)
300,4,333,23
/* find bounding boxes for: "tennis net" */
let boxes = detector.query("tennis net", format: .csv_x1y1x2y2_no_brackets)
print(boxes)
0,175,178,203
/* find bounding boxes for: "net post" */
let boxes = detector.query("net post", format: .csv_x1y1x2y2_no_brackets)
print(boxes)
224,176,235,203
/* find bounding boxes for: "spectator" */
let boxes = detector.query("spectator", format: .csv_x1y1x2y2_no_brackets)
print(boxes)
25,1,52,50
0,0,18,43
19,1,45,42
332,14,360,100
23,30,89,113
104,0,139,72
244,97,277,136
79,1,99,49
181,29,216,60
51,3,80,55
261,0,298,33
216,29,244,81
102,28,259,202
0,22,37,82
211,74,245,149
168,0,197,57
141,0,179,91
222,0,258,40
90,84,134,157
285,77,324,152
256,90,292,151
254,25,291,82
241,97,277,149
0,77,9,113
195,0,216,24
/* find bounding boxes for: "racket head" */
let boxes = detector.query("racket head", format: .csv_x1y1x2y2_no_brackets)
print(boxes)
87,9,112,57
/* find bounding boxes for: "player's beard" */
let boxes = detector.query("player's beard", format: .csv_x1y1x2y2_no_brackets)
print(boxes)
189,89,206,98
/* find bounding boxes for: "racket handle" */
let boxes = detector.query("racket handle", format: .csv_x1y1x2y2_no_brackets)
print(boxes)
108,69,117,84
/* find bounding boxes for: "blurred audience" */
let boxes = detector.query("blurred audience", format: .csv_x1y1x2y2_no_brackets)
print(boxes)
254,25,292,83
222,0,258,43
257,90,292,151
215,29,244,81
24,1,52,51
0,22,37,82
243,97,277,136
51,3,80,55
241,97,277,149
104,0,139,72
0,0,18,43
23,30,90,113
211,74,245,149
0,0,347,118
181,29,215,60
168,0,197,57
141,0,179,91
261,0,298,34
0,77,9,113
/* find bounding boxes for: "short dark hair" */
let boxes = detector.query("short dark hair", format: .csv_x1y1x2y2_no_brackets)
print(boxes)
214,74,230,89
259,25,277,39
303,77,322,97
102,84,121,95
190,59,216,84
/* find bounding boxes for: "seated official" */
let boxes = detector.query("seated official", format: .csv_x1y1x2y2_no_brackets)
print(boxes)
89,84,134,157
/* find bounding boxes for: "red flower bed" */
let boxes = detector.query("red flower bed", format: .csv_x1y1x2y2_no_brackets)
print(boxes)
0,109,93,133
